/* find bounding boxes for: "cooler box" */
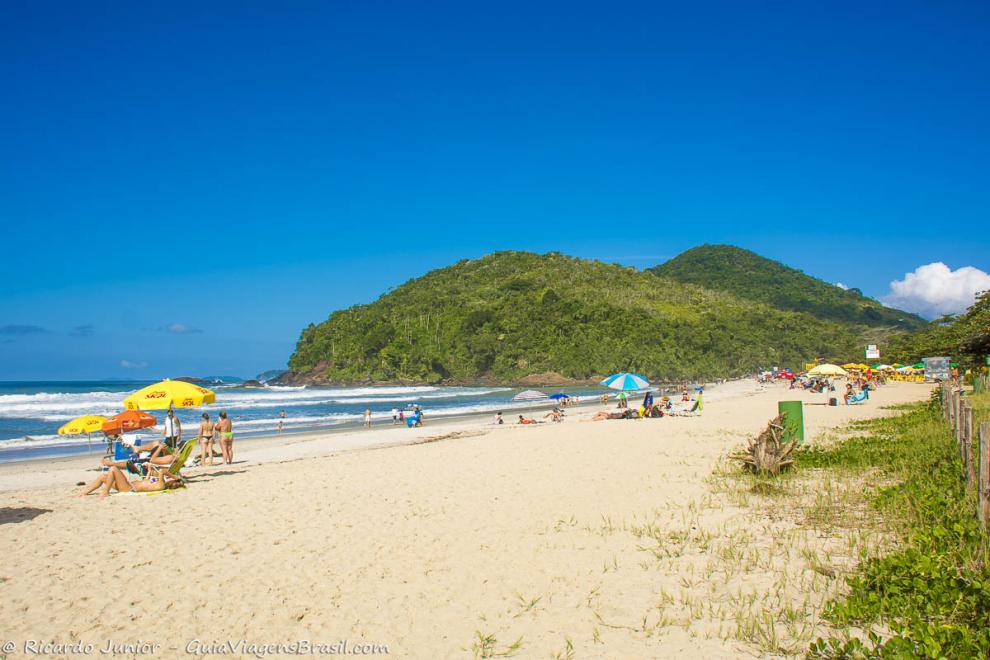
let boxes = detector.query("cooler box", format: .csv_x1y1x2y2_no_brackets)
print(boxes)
113,435,154,461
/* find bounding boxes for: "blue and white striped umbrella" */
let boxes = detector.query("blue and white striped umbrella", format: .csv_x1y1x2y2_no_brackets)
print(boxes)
512,389,548,401
600,372,651,391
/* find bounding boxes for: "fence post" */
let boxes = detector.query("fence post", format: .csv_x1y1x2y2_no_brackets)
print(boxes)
980,422,990,531
954,390,962,435
964,404,975,486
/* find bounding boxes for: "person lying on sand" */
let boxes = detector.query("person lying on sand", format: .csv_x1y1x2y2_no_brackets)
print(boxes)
75,465,181,497
517,415,541,425
589,409,638,421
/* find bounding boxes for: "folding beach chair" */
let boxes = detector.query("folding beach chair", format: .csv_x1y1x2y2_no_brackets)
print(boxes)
846,391,868,405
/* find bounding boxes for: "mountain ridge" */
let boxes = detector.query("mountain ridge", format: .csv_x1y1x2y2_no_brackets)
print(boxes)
283,249,883,386
649,244,926,331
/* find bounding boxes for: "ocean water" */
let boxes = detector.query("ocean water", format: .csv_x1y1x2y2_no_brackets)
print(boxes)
0,380,617,462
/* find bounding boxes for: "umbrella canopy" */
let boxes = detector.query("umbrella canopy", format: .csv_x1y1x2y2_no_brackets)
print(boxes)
512,389,548,401
548,393,571,400
807,363,848,377
913,363,925,369
58,415,108,435
123,379,216,410
841,362,860,370
601,373,651,391
102,410,158,434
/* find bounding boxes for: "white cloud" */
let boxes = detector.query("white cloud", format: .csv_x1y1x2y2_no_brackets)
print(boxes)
881,262,990,318
120,359,149,369
161,323,202,334
834,282,849,290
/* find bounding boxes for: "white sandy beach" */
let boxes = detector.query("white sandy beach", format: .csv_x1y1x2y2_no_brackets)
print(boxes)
0,379,933,658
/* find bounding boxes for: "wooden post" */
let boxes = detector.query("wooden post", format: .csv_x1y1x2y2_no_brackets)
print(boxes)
980,422,990,531
964,404,974,486
954,390,962,435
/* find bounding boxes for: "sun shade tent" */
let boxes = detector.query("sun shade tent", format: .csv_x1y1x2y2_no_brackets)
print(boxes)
123,379,216,410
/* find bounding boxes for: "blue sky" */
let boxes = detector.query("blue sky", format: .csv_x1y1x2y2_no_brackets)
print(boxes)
2,1,988,380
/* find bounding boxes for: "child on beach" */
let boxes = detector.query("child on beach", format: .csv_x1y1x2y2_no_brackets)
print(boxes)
364,409,372,427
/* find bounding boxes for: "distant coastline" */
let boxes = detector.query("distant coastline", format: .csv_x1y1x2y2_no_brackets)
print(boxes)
275,369,606,388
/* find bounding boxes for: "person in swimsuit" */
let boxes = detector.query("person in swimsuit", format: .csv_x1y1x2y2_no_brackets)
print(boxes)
75,465,181,497
198,412,215,466
216,411,233,464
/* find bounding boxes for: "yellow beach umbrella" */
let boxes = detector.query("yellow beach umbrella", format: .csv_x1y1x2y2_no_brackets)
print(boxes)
841,362,860,370
58,415,108,435
123,379,216,410
58,414,108,453
807,363,848,377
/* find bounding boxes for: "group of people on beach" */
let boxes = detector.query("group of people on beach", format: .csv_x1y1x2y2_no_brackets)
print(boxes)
196,411,235,466
76,408,235,497
381,405,424,428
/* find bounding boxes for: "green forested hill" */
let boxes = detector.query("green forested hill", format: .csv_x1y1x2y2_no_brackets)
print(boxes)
286,251,867,384
649,245,926,330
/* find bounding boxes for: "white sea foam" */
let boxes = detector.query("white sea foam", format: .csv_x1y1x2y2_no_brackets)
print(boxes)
0,385,507,420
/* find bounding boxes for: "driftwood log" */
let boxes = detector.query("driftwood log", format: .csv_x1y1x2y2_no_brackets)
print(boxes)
733,414,797,475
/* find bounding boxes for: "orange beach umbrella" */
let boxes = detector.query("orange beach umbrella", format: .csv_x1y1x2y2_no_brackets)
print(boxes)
102,410,158,434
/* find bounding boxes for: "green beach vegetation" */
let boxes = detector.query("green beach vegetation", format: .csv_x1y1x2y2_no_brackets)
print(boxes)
286,250,917,384
883,290,990,369
802,392,990,658
649,244,927,331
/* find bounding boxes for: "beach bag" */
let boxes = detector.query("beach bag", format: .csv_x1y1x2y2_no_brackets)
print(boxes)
829,397,838,407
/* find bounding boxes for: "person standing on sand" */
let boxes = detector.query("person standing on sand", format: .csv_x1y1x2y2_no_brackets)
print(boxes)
198,413,215,466
216,411,234,464
391,407,399,425
364,408,372,428
162,409,181,449
278,410,285,434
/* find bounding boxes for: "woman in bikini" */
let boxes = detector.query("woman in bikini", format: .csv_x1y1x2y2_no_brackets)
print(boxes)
216,411,234,465
75,465,181,497
198,412,215,466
